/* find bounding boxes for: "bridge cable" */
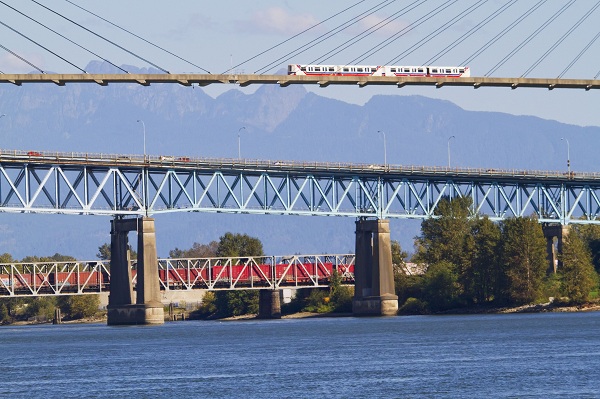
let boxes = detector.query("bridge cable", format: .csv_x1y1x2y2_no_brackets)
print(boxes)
485,0,575,77
63,0,210,74
0,1,128,74
0,20,86,73
227,0,368,74
29,0,170,74
388,0,489,66
460,0,547,67
424,0,518,66
0,42,45,73
560,30,600,79
253,0,397,74
311,0,426,65
523,2,600,78
351,0,459,65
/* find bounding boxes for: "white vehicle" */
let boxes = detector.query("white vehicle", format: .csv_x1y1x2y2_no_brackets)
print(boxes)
288,64,470,77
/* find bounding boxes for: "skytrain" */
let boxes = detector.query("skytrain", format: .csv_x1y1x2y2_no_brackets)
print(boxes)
288,64,470,77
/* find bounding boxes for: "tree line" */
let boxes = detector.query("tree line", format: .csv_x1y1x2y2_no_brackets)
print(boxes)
394,197,599,314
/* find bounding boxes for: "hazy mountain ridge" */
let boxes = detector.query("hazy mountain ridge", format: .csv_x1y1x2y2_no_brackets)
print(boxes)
0,61,598,259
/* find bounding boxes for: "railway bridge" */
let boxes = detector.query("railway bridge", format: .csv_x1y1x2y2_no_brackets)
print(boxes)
2,149,600,324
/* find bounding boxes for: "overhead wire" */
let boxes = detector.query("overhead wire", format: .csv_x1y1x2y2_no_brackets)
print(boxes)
351,0,459,65
523,2,600,78
0,42,45,73
0,1,128,73
0,20,86,72
388,0,489,66
485,0,575,77
63,0,210,74
424,0,518,66
461,0,547,67
227,0,368,73
560,30,600,79
29,0,170,73
253,0,396,74
311,0,425,65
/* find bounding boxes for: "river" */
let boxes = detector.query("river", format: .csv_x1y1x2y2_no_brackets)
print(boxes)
2,312,600,398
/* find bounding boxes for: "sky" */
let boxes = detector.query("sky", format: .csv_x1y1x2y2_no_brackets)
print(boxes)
1,0,600,128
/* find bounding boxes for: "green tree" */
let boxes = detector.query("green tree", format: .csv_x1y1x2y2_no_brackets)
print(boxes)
0,253,14,263
391,240,408,268
500,217,548,305
97,243,137,261
169,241,218,258
22,297,56,320
216,232,264,257
470,216,502,304
572,223,600,274
422,261,458,311
559,232,597,304
59,295,101,319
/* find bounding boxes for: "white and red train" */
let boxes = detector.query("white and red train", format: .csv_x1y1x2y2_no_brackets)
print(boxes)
288,64,470,77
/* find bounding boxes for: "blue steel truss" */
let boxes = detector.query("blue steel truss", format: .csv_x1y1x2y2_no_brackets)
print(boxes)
2,149,600,224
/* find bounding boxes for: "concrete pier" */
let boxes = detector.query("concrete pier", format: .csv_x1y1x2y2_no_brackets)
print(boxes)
353,219,398,316
257,289,281,319
107,217,164,325
542,224,570,274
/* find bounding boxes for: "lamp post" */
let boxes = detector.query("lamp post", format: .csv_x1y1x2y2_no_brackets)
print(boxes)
238,127,246,159
377,130,387,166
561,137,570,174
447,135,455,168
137,120,146,160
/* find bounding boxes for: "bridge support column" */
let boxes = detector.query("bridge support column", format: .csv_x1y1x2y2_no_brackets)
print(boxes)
542,224,570,274
107,217,164,325
352,219,398,316
257,289,281,319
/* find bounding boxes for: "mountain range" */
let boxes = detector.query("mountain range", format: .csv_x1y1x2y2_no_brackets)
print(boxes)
0,62,598,260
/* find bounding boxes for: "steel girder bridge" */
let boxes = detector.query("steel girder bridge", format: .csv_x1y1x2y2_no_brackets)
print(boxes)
0,254,355,298
1,149,600,224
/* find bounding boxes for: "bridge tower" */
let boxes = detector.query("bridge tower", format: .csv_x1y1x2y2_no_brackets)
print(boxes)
107,217,164,325
353,219,398,316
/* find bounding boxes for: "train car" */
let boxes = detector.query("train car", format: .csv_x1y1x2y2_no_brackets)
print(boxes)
288,64,470,78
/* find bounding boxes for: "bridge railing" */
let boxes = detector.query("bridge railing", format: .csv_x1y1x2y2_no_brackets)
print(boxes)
2,147,599,180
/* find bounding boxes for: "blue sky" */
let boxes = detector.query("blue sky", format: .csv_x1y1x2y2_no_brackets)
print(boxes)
1,0,600,127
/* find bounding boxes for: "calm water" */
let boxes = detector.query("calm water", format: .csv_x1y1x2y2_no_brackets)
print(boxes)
2,312,600,398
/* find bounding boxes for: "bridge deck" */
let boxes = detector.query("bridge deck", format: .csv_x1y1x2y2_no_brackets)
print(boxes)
0,74,599,90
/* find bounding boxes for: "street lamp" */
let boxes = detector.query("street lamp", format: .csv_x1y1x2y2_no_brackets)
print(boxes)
561,137,570,174
238,127,246,159
447,135,455,168
377,130,387,166
137,120,146,160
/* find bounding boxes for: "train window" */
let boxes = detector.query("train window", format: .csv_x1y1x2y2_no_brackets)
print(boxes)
357,68,363,72
300,67,306,71
315,67,321,72
308,67,313,71
418,68,424,73
459,69,464,73
329,67,334,72
403,68,410,73
371,68,377,72
431,68,438,73
343,68,349,72
446,69,451,73
390,68,396,72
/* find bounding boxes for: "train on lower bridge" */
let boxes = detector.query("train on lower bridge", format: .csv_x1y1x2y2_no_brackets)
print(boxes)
0,255,355,297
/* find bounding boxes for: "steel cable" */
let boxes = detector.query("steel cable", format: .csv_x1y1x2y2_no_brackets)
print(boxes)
0,42,44,73
311,0,425,65
0,20,86,72
228,0,368,73
253,0,396,74
486,0,575,77
388,0,489,66
524,2,600,78
351,0,458,65
424,0,518,66
560,30,600,79
29,0,169,73
461,0,547,67
63,0,209,74
0,1,128,73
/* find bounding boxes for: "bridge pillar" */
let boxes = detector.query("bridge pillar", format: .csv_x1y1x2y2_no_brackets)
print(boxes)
352,219,398,316
257,289,281,319
542,224,570,274
107,217,164,325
